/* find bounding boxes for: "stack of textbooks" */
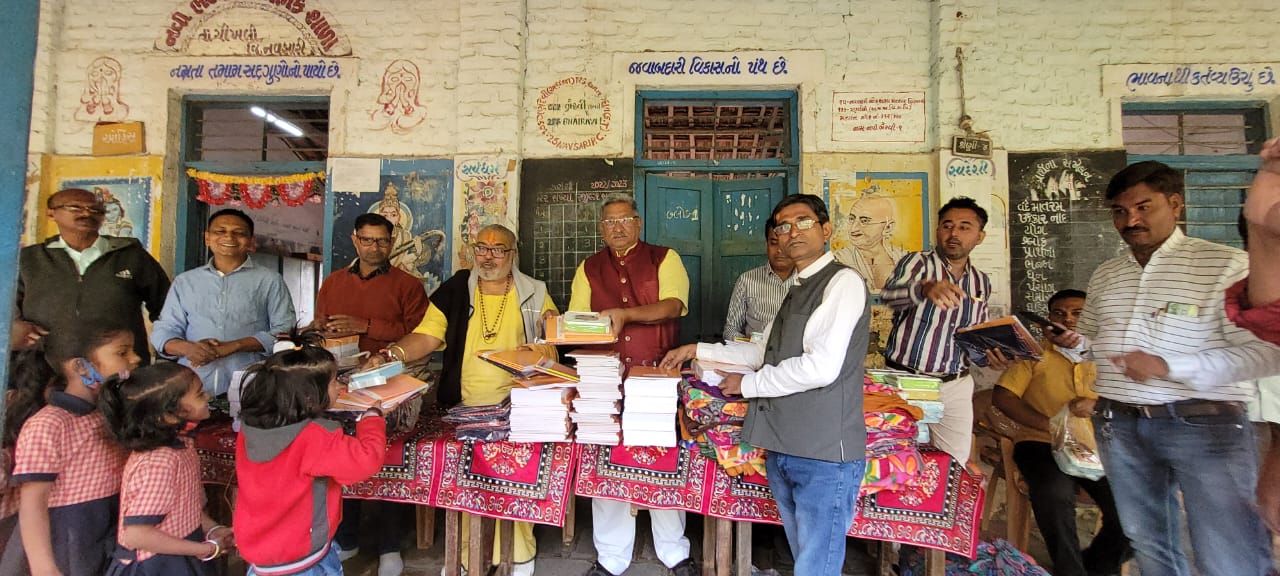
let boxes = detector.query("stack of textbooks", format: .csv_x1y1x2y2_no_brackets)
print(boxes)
884,372,944,425
509,387,576,443
954,316,1044,367
567,349,624,445
331,374,432,412
441,399,511,442
540,313,618,345
621,366,681,447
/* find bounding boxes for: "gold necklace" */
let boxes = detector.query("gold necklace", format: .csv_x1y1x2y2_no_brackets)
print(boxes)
478,274,512,342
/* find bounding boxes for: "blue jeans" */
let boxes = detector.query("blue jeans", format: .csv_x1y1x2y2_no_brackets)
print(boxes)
1093,409,1271,576
766,452,864,576
248,542,343,576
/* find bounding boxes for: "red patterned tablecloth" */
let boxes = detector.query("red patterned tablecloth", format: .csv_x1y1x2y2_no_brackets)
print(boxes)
195,415,579,527
199,418,982,555
573,444,712,512
704,449,985,558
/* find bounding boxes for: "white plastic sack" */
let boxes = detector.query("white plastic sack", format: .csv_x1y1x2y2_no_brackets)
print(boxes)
1049,406,1105,480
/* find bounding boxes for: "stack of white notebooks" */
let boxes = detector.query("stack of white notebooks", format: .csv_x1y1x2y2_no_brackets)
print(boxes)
508,387,576,443
567,349,624,445
621,366,681,447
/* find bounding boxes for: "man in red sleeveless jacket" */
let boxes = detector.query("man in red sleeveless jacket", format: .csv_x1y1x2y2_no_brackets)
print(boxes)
566,196,696,576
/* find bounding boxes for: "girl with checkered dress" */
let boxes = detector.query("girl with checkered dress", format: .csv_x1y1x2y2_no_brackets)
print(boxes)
99,363,233,575
233,333,386,576
9,324,140,576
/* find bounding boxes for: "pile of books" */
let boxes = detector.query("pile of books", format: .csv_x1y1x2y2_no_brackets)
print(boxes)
332,374,432,412
621,366,681,447
441,399,511,442
881,371,944,425
509,386,576,443
954,316,1044,367
567,349,624,445
540,312,618,345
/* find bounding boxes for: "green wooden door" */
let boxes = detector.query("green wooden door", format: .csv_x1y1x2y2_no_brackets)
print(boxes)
644,174,785,344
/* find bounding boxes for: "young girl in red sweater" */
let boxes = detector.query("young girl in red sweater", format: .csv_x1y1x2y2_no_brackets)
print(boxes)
233,333,386,576
99,363,234,575
11,324,140,576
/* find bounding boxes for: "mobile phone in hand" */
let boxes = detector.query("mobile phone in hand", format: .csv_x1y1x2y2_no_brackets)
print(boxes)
1017,310,1066,336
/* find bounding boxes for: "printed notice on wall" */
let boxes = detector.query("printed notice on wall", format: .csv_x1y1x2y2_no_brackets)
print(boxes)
830,91,926,143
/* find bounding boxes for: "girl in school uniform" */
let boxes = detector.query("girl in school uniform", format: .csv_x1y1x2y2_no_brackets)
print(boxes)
99,363,234,575
11,324,141,576
233,333,387,576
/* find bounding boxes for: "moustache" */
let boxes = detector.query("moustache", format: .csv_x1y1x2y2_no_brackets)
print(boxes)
1122,226,1148,234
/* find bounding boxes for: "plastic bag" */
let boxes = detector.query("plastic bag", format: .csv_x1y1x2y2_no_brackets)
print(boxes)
1048,406,1105,480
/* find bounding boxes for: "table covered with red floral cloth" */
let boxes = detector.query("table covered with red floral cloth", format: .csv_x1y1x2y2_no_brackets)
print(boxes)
573,444,715,512
704,449,985,558
195,415,579,527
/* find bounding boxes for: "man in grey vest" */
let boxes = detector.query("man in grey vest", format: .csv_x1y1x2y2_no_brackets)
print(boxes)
662,194,870,576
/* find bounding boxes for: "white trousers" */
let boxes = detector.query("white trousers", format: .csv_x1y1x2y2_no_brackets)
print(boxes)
591,498,690,574
927,373,975,464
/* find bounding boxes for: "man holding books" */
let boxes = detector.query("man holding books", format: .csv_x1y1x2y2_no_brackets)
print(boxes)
366,223,556,576
881,197,998,464
1049,162,1280,576
661,194,870,576
722,217,794,342
314,213,429,576
565,195,697,576
993,289,1130,576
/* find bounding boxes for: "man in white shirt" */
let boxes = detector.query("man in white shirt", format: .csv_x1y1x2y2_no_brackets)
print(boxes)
1051,161,1280,576
662,194,870,576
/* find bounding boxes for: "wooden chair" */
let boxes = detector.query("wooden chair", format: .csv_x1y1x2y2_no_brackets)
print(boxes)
972,389,1043,551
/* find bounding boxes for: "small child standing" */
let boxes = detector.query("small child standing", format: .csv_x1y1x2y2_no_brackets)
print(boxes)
99,363,234,575
234,334,387,576
11,324,141,575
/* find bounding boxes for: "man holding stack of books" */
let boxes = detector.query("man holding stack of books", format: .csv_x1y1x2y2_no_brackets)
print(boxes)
880,197,1002,464
563,195,697,576
365,223,555,576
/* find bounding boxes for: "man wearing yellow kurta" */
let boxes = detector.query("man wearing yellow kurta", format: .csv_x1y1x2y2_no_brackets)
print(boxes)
370,224,554,576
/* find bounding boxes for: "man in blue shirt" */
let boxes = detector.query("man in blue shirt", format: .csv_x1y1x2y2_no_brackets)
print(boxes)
151,209,296,395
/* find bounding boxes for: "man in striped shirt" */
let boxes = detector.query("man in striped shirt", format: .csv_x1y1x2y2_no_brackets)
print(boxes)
722,217,794,342
1052,161,1280,576
881,197,997,464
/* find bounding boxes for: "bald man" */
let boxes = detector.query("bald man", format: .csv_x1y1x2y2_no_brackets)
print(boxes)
18,188,170,363
833,195,906,293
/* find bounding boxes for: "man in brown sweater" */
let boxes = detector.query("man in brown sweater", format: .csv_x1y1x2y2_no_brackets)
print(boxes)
315,212,428,576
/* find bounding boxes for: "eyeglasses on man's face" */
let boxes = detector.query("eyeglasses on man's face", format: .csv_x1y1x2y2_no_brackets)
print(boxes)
473,244,512,257
600,216,639,229
52,204,106,216
354,235,393,248
773,218,818,236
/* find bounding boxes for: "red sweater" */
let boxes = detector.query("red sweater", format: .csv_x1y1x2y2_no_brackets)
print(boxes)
234,417,385,574
315,264,429,354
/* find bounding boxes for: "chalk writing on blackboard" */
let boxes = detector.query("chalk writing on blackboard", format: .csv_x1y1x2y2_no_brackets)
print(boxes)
519,159,634,309
1009,151,1128,316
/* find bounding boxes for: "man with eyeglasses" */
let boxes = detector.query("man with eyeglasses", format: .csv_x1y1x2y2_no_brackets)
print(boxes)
661,194,871,576
18,187,170,363
833,193,906,293
992,289,1130,576
881,196,998,465
564,195,696,576
313,212,429,576
363,223,555,576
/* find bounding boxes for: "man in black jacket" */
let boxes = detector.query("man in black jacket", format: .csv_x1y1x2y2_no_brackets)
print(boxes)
17,188,169,363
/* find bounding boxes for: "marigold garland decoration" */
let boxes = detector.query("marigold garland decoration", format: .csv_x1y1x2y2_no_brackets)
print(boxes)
187,169,325,209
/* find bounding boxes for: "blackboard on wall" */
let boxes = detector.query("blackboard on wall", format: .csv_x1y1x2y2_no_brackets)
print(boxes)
1008,151,1129,316
518,159,634,309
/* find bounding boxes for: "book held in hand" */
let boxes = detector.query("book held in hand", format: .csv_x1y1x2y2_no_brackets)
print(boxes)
538,314,618,345
954,315,1044,367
